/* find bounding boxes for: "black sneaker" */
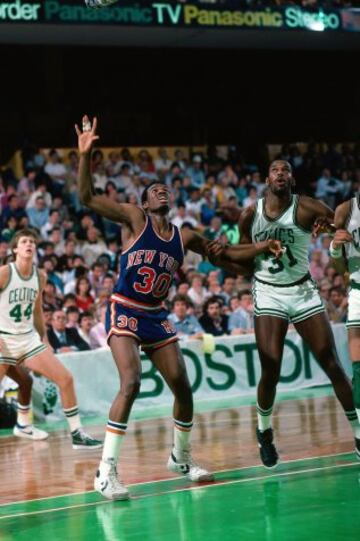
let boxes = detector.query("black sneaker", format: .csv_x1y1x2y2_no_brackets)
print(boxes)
71,428,103,450
256,428,279,469
355,438,360,460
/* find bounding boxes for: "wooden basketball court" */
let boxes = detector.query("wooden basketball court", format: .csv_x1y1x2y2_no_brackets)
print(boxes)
1,391,360,540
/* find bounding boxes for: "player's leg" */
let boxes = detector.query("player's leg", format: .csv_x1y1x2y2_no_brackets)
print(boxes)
295,313,360,453
349,328,360,419
24,347,102,448
348,328,360,457
255,315,289,468
95,335,141,500
6,364,49,440
147,341,213,482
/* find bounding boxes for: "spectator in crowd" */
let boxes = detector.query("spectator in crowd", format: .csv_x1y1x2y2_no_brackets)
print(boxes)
1,216,18,242
42,280,63,310
27,196,50,230
81,226,107,266
26,180,52,210
40,256,64,294
168,295,204,339
315,168,344,209
171,203,198,229
89,303,108,349
199,297,229,336
89,261,106,297
188,274,209,310
43,305,55,331
47,309,90,353
203,216,222,241
186,155,205,188
325,287,348,324
309,248,326,282
221,275,237,305
66,306,81,329
44,149,67,196
1,194,27,228
154,148,172,176
75,276,95,312
78,311,95,348
228,289,254,335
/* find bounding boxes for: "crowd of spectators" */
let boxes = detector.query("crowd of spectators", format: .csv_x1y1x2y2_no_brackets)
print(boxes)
0,139,359,349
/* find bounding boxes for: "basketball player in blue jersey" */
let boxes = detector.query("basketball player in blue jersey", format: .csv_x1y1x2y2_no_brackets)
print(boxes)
76,116,282,500
212,160,360,469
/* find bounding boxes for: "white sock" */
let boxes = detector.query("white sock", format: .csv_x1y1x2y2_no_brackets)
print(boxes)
101,420,127,465
173,419,193,460
17,403,31,426
345,410,360,439
63,405,82,433
256,403,273,432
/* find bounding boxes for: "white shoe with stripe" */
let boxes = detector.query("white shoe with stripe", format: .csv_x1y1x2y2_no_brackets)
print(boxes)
13,424,49,441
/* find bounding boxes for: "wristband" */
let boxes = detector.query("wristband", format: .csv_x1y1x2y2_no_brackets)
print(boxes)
329,241,342,259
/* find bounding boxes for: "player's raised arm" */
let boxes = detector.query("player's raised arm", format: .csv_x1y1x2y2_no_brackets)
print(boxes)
75,115,144,227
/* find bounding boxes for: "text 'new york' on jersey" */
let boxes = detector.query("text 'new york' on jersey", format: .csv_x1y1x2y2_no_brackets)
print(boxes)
113,216,184,307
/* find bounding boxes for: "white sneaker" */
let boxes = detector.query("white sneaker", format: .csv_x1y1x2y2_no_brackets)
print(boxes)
13,424,49,441
167,449,214,482
94,459,129,500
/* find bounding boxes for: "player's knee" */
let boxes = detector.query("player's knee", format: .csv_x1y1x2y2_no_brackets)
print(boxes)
120,377,141,400
261,366,280,387
171,374,192,398
58,370,74,390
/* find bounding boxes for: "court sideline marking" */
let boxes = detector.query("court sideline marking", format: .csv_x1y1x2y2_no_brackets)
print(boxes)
1,459,359,521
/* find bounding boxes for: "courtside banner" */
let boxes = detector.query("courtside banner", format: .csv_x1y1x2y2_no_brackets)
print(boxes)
32,323,350,420
0,1,355,32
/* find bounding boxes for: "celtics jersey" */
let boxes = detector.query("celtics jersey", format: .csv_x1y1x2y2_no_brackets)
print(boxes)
251,195,311,285
0,263,40,335
345,195,360,284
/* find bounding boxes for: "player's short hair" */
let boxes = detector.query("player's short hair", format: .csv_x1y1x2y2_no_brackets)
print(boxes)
141,181,165,206
10,228,38,257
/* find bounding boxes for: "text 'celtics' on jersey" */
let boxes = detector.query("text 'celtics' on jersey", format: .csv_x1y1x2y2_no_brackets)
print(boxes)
0,262,40,335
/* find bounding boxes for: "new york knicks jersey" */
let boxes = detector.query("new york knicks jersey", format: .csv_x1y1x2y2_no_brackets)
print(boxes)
251,195,311,285
345,195,360,284
0,262,40,334
113,216,184,309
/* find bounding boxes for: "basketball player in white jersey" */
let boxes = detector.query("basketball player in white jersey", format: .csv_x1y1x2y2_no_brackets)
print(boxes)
218,160,360,467
0,229,102,449
330,196,360,440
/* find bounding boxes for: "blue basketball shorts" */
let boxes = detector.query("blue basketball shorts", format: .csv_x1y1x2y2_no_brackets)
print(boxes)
106,301,178,351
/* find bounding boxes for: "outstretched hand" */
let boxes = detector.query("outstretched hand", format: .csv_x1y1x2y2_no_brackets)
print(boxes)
75,115,99,155
267,239,284,259
312,217,336,238
206,240,226,259
332,229,353,249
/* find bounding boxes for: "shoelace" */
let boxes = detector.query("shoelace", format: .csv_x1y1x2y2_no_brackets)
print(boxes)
107,463,126,490
178,451,204,473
